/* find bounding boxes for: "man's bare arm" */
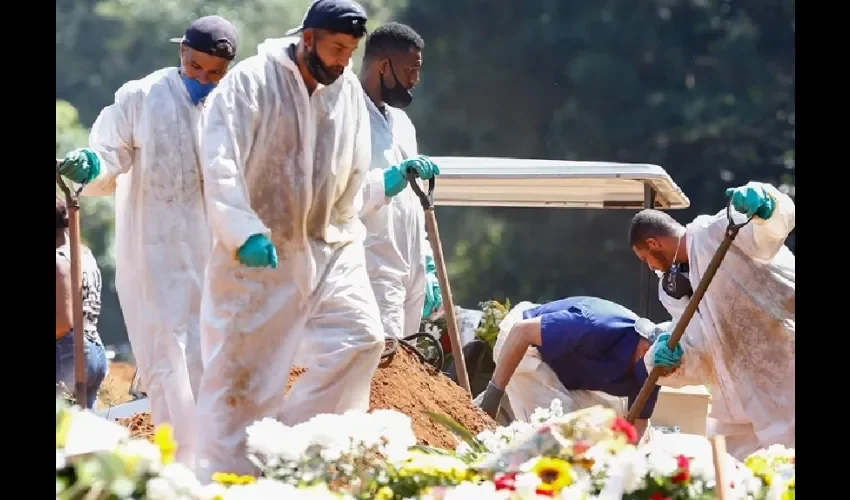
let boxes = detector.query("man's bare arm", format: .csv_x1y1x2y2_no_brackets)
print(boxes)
491,317,542,389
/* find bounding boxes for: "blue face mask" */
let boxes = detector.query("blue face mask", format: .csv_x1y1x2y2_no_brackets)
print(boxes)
181,74,216,105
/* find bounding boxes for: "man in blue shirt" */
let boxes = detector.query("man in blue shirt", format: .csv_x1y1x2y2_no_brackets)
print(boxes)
474,296,680,438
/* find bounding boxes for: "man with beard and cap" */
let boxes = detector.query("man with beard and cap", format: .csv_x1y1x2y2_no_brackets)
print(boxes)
357,22,445,342
473,296,666,440
56,15,239,466
194,0,439,479
629,182,795,459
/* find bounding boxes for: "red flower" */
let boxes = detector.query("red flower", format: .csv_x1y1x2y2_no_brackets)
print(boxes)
535,487,554,497
494,472,518,491
672,454,691,484
573,440,591,455
649,492,672,500
610,417,639,444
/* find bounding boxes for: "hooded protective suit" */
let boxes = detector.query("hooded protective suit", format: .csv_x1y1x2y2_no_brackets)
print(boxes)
647,183,795,460
195,37,387,480
494,302,628,421
83,67,208,466
362,98,432,339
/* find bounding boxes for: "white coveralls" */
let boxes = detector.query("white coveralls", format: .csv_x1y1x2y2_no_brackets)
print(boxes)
83,67,208,465
196,38,388,480
494,302,627,422
649,183,795,460
362,98,432,339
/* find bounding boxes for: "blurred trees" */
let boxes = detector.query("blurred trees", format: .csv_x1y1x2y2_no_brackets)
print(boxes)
56,0,794,344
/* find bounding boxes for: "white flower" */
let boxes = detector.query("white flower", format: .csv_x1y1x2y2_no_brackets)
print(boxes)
56,450,66,470
615,448,649,494
368,409,417,462
645,450,679,477
219,479,302,500
560,478,593,500
296,413,351,461
160,463,203,494
145,478,177,500
198,483,227,500
116,438,163,474
440,481,505,500
246,417,310,462
110,477,137,498
514,472,542,496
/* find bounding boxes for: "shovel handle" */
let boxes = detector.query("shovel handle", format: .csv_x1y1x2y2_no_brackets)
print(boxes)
56,157,87,407
626,200,753,423
56,159,85,200
406,171,436,210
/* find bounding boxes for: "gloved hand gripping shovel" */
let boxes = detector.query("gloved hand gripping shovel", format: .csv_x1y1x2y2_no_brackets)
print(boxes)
626,201,753,423
56,159,89,407
407,172,472,396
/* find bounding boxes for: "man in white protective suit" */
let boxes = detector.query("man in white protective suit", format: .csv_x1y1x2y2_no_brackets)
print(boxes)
56,16,240,466
194,0,441,480
629,181,795,460
357,22,445,339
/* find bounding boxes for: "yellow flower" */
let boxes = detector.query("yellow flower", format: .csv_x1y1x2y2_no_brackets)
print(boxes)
153,424,178,465
375,486,394,500
399,451,470,482
56,411,73,449
744,456,775,485
531,457,574,494
211,472,257,486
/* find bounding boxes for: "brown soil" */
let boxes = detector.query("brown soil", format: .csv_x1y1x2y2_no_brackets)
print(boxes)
287,346,497,449
113,347,498,449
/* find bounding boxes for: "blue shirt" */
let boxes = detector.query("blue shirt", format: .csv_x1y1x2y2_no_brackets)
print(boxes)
522,296,661,420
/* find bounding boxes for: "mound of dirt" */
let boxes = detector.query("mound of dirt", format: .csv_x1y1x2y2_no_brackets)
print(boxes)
288,346,497,449
117,347,497,449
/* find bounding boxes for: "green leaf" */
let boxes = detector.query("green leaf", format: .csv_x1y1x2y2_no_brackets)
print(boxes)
423,411,488,454
410,444,458,457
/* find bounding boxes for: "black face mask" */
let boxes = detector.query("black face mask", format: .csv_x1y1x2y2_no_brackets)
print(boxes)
305,46,342,86
661,263,693,300
380,61,413,108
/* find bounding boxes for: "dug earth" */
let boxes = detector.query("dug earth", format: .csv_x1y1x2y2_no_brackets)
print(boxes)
110,347,497,449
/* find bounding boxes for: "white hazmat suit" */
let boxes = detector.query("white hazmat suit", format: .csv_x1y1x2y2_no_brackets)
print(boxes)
196,37,388,480
494,302,627,422
83,67,208,466
648,183,795,460
362,98,432,339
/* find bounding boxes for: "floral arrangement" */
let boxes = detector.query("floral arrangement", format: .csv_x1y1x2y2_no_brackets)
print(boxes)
56,396,794,500
475,299,511,349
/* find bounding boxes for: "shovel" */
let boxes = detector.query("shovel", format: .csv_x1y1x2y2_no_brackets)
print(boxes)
626,200,753,423
407,172,472,396
56,159,88,407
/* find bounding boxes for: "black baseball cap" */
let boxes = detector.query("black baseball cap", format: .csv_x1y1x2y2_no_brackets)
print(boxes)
285,0,368,37
170,15,239,61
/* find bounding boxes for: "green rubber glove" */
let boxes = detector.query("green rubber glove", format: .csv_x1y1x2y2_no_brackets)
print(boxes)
424,254,436,274
383,166,407,197
236,234,278,268
59,148,101,184
649,334,684,369
422,272,442,319
725,183,776,219
400,155,441,180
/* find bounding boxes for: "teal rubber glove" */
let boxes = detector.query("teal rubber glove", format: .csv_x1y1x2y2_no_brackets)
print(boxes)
725,183,775,219
383,166,407,197
236,234,278,268
58,148,101,184
400,155,441,180
650,334,684,369
424,254,436,274
422,273,442,319
383,156,442,198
